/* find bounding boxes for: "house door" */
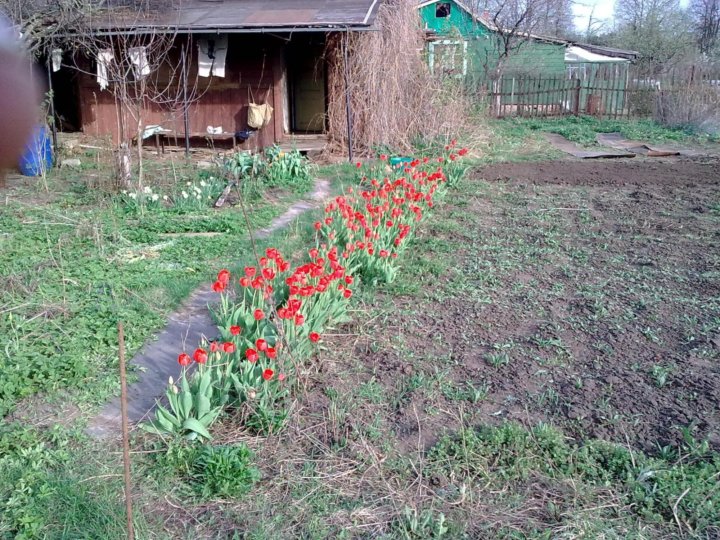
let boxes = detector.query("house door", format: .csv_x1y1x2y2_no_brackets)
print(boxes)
288,44,326,133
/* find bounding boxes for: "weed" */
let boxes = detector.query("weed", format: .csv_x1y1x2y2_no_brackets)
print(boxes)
650,364,673,388
484,351,510,367
442,381,489,404
428,423,720,535
392,507,451,539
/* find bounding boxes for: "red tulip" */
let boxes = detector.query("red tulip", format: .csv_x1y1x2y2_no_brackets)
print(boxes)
262,267,276,280
178,353,191,367
309,332,320,343
244,266,256,277
262,368,274,381
278,373,286,381
210,341,220,353
193,348,208,364
267,347,277,359
355,162,362,168
239,277,250,287
211,280,225,293
245,348,259,363
345,275,354,285
314,221,322,230
266,248,279,259
254,309,265,321
295,313,305,326
256,338,268,351
343,289,353,299
217,269,230,284
222,342,236,353
230,325,241,335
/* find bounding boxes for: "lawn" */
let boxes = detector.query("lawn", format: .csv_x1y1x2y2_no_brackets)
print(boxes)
2,124,719,539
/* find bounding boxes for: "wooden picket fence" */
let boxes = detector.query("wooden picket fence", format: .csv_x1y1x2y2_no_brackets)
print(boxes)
486,65,720,120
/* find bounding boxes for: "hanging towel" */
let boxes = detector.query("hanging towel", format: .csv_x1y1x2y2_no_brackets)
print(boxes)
197,34,228,78
51,48,62,72
96,49,113,90
128,46,150,79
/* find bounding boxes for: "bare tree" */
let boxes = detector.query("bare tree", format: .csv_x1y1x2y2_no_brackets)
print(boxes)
613,0,694,73
690,0,720,55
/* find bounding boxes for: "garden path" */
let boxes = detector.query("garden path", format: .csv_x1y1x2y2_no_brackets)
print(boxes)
86,179,330,437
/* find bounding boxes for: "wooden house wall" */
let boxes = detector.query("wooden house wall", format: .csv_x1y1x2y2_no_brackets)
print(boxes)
77,34,285,151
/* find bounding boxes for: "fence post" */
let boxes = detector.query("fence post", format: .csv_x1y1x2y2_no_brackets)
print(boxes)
573,77,581,116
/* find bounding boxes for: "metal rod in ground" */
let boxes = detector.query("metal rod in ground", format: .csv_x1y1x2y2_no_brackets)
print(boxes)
118,321,134,540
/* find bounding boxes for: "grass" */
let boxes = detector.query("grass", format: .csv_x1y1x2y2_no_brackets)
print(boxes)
489,115,719,149
0,155,359,419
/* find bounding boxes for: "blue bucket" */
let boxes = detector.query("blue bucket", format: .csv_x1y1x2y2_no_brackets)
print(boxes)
18,125,53,177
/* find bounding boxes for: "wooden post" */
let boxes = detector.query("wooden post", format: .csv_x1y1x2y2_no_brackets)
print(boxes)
573,77,581,116
46,56,57,165
181,47,190,158
118,322,134,540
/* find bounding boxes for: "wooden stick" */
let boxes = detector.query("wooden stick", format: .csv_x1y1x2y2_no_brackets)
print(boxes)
118,322,134,540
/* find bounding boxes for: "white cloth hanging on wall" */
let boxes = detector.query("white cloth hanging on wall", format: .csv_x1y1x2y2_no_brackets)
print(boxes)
96,49,113,90
51,48,62,72
197,34,228,78
128,46,150,79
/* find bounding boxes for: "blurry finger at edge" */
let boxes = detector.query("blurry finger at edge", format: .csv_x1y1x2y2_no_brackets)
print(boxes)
0,18,41,174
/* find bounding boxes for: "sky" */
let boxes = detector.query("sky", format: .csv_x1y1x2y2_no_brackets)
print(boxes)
573,0,690,32
573,0,615,33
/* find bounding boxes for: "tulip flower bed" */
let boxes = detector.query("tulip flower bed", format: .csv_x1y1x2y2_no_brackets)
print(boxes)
144,142,470,440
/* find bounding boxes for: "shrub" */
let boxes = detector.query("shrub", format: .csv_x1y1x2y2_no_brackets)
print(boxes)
190,444,261,499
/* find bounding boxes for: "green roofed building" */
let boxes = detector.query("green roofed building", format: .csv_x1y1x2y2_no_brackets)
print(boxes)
416,0,637,116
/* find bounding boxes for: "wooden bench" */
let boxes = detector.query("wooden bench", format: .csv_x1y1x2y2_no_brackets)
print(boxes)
143,131,240,154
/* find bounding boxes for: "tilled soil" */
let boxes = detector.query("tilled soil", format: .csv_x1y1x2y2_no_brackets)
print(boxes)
313,158,720,455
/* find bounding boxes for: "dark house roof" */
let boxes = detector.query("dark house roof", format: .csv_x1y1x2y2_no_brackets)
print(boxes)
88,0,381,34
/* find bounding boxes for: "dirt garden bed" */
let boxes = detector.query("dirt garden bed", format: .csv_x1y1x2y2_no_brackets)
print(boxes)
318,157,720,455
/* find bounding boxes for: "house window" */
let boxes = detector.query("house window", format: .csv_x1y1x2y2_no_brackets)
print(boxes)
436,2,451,18
428,40,468,78
566,65,586,80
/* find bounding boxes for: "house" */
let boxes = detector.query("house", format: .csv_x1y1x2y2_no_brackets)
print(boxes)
416,0,636,116
47,0,381,152
417,0,568,82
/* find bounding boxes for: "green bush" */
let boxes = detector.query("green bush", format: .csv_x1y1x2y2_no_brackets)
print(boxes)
158,442,261,500
224,145,314,198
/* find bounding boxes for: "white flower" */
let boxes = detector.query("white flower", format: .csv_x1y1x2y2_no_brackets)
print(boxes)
129,192,137,199
182,191,188,199
200,180,207,187
121,190,127,194
186,181,192,186
151,194,159,201
163,195,169,201
143,186,152,194
196,195,201,200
